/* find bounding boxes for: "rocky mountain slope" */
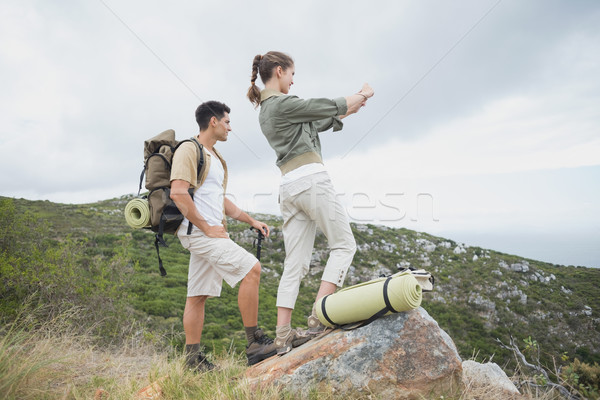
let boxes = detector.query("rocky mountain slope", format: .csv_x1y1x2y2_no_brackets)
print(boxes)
232,219,599,368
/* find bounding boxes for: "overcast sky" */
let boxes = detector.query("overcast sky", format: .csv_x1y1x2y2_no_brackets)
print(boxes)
1,0,599,268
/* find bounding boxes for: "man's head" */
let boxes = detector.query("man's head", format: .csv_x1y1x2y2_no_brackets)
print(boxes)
195,101,231,132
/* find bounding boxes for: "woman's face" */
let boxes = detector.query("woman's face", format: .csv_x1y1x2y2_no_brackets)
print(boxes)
279,65,295,94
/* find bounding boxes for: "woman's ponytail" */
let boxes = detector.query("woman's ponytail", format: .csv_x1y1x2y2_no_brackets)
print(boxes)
247,54,262,108
246,51,294,109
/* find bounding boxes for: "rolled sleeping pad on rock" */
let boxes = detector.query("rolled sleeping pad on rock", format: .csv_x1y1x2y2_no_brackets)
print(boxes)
402,268,434,292
316,271,423,328
125,198,151,229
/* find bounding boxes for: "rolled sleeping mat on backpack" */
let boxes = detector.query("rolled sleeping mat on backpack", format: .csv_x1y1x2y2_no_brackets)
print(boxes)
315,271,422,328
125,198,151,229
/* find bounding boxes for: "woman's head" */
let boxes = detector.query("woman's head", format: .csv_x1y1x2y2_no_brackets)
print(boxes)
247,51,294,108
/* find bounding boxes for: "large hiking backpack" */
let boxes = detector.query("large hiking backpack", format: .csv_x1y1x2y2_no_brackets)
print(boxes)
138,129,204,276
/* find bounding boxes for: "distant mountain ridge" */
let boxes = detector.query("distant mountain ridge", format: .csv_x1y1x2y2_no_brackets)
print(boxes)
6,195,600,368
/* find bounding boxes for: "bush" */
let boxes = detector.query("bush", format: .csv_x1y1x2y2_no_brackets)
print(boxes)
562,359,600,399
0,198,135,341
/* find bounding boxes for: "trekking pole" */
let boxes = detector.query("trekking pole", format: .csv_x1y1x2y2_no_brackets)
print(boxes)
251,227,266,260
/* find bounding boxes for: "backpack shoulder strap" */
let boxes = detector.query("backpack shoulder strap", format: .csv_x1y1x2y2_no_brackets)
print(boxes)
190,137,205,182
172,138,205,236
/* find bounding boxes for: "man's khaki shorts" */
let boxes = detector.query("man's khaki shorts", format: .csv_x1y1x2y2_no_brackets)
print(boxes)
178,231,258,297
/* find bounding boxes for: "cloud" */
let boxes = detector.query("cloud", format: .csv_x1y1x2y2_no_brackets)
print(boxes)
1,0,599,266
328,89,600,185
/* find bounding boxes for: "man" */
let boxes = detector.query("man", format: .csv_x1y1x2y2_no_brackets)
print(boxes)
170,100,276,370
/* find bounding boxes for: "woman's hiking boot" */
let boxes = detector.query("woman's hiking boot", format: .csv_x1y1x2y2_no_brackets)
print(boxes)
274,328,312,356
307,313,327,335
246,329,277,366
307,302,330,337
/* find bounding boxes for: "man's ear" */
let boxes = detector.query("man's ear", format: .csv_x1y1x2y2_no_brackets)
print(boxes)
210,116,217,126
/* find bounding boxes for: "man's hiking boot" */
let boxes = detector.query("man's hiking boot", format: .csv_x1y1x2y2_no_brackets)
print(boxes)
185,345,216,372
274,328,312,356
246,329,277,366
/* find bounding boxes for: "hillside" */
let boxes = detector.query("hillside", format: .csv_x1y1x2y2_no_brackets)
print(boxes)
3,194,599,371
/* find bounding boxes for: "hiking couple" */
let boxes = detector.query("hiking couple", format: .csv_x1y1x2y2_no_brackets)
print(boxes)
170,51,374,371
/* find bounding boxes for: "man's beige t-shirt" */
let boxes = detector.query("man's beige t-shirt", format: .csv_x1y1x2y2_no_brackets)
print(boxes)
171,142,225,230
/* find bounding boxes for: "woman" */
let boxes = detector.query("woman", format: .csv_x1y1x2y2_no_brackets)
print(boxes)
247,51,374,355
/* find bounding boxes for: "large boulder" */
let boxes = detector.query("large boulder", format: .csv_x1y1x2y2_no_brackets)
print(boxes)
245,307,463,398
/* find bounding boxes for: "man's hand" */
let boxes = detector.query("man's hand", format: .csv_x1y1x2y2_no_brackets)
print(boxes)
224,198,270,237
171,179,227,238
204,225,228,238
250,220,270,237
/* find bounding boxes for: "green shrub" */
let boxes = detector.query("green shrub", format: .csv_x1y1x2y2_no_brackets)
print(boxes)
562,359,600,399
0,198,135,341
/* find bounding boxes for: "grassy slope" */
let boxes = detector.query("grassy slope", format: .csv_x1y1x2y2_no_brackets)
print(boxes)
7,195,600,368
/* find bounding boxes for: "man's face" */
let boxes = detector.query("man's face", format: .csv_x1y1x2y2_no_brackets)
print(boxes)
214,112,231,142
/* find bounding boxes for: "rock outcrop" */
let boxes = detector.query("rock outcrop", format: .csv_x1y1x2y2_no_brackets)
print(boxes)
462,360,520,396
245,307,463,399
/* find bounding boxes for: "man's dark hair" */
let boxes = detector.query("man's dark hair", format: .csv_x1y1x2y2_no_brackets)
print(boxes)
195,101,231,131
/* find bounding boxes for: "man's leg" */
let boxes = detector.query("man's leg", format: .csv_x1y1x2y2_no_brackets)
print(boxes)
238,262,261,326
184,295,208,344
178,235,222,347
236,261,278,364
183,295,215,371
